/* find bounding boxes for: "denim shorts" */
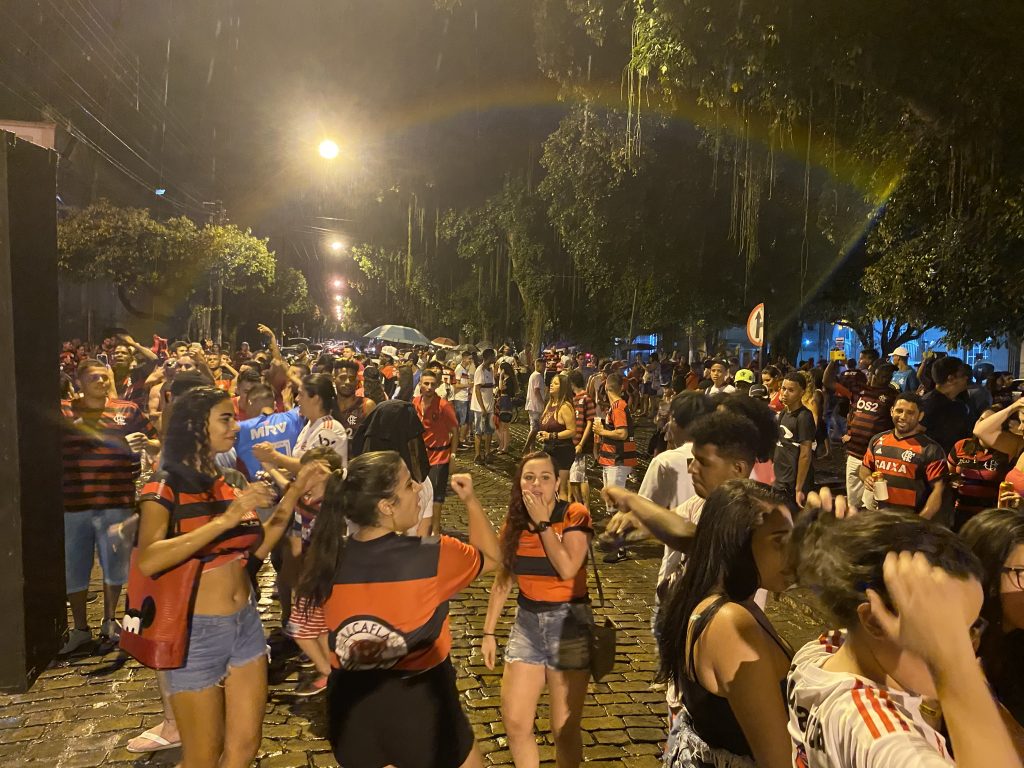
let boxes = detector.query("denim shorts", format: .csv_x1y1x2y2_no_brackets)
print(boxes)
473,410,495,435
569,454,588,484
164,601,268,694
63,508,133,593
453,400,469,425
504,603,592,670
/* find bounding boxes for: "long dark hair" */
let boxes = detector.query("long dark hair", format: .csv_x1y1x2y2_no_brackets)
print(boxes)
297,450,405,608
303,373,341,420
545,373,571,415
162,386,231,477
499,451,556,579
959,508,1024,680
498,361,518,398
658,480,788,688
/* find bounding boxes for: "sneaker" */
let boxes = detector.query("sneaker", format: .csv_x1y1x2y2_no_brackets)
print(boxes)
59,628,92,655
100,619,120,642
296,653,316,669
293,675,328,697
603,549,628,564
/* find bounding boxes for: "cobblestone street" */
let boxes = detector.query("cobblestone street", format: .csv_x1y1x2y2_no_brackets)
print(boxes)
0,421,830,767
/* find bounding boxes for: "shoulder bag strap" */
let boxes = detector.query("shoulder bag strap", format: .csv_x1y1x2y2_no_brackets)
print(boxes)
587,537,605,609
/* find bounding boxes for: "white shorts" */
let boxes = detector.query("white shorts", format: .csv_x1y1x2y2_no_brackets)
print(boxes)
845,454,866,510
569,453,588,484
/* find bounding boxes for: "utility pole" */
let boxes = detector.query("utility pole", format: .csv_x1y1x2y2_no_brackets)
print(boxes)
203,200,227,348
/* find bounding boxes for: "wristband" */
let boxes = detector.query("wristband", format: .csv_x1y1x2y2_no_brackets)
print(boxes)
482,632,495,637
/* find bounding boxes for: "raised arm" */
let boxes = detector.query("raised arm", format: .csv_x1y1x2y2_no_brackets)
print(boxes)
973,400,1024,458
603,486,697,552
450,474,500,573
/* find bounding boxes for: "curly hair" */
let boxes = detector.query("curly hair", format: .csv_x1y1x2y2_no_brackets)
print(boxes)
162,386,231,477
499,451,556,579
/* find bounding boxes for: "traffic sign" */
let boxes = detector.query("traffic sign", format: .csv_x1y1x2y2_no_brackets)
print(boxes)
746,303,765,348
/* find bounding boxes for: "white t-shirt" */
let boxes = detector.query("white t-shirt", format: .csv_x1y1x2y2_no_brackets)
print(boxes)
471,365,495,413
638,444,696,587
526,370,547,413
293,415,349,467
787,632,954,767
453,364,473,402
705,384,737,395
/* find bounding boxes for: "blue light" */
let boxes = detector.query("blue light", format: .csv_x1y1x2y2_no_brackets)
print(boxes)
803,339,811,346
154,188,166,196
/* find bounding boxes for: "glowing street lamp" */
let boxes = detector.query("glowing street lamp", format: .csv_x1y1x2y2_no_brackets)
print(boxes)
319,139,339,160
332,278,342,289
330,240,344,252
334,294,342,302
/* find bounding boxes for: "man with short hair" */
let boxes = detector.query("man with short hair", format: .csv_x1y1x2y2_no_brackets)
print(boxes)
61,359,160,653
890,346,920,392
452,350,474,447
235,383,305,478
413,369,460,534
523,358,548,454
773,372,816,504
861,392,948,520
704,359,736,395
593,372,637,562
333,359,376,441
471,348,497,464
920,356,973,453
232,367,263,420
858,347,879,370
824,357,897,511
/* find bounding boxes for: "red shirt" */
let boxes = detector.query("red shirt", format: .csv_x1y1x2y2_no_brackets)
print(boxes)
947,438,1010,520
413,396,459,465
511,501,592,610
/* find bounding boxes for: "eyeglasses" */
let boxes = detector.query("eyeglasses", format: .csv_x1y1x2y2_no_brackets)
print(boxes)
1002,566,1024,591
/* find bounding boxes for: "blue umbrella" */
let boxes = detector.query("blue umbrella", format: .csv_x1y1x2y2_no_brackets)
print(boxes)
363,324,431,347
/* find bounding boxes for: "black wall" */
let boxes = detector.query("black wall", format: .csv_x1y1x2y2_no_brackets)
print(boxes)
0,130,65,692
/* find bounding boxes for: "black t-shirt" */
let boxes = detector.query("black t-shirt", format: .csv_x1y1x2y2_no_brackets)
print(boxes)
921,390,973,454
774,405,816,489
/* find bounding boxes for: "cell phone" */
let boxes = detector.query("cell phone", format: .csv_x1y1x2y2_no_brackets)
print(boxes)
97,352,108,366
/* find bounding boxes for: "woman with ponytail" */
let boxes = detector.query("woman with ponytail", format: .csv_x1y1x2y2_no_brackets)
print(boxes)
658,479,794,768
254,373,348,476
297,450,500,768
480,451,593,768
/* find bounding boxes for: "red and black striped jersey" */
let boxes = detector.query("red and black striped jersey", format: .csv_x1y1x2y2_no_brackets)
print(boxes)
862,430,947,513
61,398,157,512
833,382,896,460
139,465,263,571
323,533,482,672
572,391,596,447
947,438,1010,520
512,501,592,611
598,399,637,467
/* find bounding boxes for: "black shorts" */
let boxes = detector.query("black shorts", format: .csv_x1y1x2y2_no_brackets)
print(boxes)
327,658,475,768
544,440,575,472
427,463,450,504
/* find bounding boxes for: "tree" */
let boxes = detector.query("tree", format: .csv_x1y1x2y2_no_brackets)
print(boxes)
200,223,276,344
58,200,203,319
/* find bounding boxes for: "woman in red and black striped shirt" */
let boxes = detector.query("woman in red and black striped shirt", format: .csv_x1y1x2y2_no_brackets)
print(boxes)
480,451,594,768
132,387,322,768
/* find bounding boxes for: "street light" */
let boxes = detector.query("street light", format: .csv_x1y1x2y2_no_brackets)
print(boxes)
332,278,342,288
319,139,339,160
330,240,344,252
334,294,342,302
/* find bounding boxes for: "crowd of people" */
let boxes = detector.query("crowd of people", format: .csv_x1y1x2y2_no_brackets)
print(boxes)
56,327,1024,768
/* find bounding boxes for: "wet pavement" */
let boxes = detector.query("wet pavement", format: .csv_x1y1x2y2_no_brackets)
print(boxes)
0,420,830,767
